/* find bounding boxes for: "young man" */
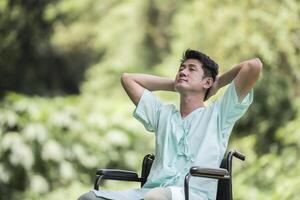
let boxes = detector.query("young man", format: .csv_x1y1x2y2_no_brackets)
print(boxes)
78,49,262,200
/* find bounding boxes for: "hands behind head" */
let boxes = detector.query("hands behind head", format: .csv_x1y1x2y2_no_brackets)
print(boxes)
205,76,220,100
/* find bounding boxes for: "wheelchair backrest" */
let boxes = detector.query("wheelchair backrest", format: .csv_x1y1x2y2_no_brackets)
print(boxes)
141,153,155,186
216,156,232,200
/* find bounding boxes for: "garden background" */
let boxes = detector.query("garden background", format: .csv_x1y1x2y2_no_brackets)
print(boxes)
0,0,299,199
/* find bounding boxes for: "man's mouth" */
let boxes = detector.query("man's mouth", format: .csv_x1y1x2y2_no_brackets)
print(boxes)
177,78,188,83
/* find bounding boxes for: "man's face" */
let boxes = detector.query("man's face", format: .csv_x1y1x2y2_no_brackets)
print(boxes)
174,59,212,94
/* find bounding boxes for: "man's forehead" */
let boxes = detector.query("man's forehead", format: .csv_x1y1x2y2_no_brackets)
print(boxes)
181,59,203,67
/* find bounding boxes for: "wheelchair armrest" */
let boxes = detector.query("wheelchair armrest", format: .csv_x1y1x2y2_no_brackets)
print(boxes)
184,167,230,200
189,166,230,179
94,169,142,190
96,169,142,181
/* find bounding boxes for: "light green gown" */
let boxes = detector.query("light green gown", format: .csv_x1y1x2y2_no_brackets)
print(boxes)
93,81,253,200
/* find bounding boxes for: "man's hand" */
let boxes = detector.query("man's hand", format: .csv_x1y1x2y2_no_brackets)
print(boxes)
207,58,262,102
205,76,220,100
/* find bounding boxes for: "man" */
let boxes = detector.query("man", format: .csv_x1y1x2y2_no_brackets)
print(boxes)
78,49,262,200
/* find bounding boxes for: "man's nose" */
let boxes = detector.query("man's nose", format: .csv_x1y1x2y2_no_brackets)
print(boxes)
179,70,187,77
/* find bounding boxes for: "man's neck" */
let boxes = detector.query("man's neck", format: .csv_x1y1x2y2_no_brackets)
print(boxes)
180,93,205,118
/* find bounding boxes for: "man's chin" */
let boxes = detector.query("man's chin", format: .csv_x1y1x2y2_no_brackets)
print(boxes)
175,85,188,93
175,85,203,95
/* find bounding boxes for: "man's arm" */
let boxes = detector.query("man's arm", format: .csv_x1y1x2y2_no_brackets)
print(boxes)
121,73,175,106
208,58,262,102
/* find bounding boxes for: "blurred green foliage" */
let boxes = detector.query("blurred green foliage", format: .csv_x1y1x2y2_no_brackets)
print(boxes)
0,0,300,199
0,0,98,95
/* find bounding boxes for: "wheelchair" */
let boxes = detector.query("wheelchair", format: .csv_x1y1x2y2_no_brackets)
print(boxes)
94,150,245,200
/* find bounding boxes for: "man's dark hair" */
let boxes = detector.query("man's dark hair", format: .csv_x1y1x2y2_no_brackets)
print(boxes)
180,49,219,100
180,49,219,81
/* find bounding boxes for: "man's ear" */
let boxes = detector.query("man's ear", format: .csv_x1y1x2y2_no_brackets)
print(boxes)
203,77,214,89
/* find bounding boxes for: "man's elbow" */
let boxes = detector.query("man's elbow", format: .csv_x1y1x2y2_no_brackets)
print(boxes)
244,58,263,76
249,58,263,71
121,73,132,84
